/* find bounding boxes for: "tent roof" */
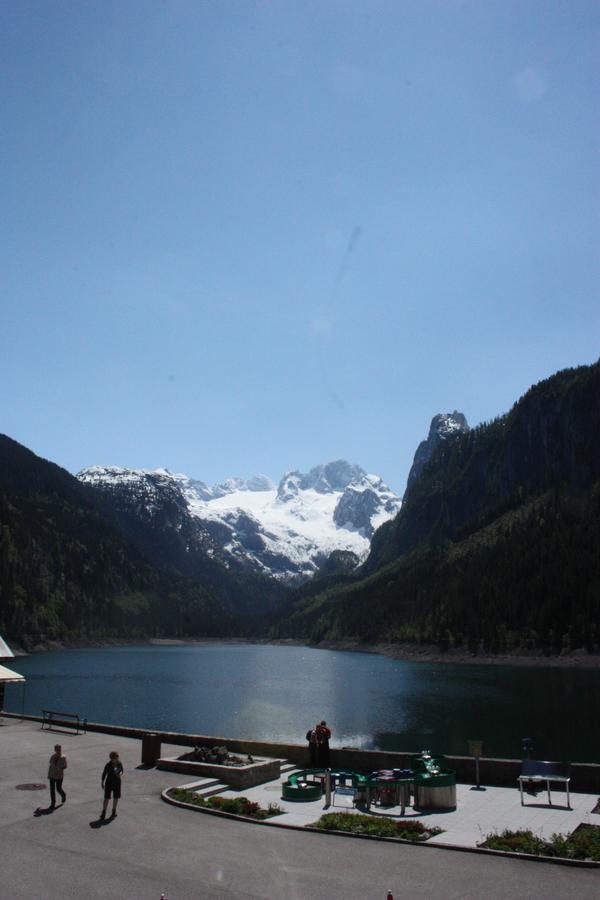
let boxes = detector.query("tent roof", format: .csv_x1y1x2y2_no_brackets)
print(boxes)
0,633,15,658
0,663,25,683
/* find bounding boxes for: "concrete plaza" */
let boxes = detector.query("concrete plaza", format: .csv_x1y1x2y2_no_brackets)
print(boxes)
207,765,595,849
1,718,598,899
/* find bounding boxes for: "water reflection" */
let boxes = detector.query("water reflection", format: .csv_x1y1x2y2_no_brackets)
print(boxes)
5,645,600,761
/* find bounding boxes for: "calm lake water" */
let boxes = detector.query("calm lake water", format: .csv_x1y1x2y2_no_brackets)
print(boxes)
5,644,600,762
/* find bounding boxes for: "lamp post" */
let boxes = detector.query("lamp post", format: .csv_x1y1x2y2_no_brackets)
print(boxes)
468,740,485,791
325,769,332,807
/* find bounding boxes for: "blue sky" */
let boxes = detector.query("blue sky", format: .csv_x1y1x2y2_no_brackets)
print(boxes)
1,0,598,494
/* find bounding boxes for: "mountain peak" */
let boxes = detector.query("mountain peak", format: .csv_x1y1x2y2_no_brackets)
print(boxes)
405,411,470,495
428,411,469,440
276,460,367,499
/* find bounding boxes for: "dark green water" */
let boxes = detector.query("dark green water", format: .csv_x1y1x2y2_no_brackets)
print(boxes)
5,644,599,762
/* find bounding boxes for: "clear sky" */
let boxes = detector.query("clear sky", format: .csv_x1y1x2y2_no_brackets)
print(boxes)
1,1,598,494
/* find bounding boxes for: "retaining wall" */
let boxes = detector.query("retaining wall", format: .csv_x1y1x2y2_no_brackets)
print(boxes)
3,712,598,793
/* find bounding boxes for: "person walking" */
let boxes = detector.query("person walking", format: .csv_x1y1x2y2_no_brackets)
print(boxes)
100,751,123,819
316,720,331,767
47,744,67,808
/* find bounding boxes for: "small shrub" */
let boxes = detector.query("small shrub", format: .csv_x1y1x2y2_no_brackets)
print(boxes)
311,812,442,841
481,825,600,860
169,788,206,807
396,820,443,841
551,824,600,861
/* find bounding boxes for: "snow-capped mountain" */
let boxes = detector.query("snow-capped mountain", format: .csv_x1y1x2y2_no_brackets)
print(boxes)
78,460,402,583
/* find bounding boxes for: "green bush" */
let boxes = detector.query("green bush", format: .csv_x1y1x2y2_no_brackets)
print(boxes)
481,829,553,855
481,825,600,861
551,825,600,861
310,812,442,841
168,789,283,819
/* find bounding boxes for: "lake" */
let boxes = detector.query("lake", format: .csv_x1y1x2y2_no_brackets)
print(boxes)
4,644,599,762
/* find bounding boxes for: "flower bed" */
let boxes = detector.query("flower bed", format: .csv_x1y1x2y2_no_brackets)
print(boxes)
178,745,247,767
167,788,283,820
310,812,443,841
479,825,600,861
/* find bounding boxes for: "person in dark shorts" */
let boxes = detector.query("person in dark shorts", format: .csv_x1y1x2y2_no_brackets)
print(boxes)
100,751,123,819
47,744,67,808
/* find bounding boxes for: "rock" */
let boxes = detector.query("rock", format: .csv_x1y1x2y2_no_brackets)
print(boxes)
405,412,469,495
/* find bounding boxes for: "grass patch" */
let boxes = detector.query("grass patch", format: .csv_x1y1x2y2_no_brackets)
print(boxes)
168,789,283,820
480,825,600,861
310,812,443,841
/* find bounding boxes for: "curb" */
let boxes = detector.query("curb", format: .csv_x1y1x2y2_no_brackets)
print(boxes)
160,787,600,868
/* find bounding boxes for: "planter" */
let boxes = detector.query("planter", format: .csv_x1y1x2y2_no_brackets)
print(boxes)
157,755,280,789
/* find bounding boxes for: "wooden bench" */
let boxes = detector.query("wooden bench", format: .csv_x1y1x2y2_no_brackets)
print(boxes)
518,759,571,808
42,710,87,735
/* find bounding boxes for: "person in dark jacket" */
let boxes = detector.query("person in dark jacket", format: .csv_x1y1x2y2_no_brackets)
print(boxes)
306,725,318,766
100,751,123,819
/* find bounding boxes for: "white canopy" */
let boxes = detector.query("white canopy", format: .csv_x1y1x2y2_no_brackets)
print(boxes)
0,664,25,683
0,633,14,658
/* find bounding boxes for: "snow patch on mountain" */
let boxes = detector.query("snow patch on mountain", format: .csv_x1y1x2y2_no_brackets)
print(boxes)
77,460,402,583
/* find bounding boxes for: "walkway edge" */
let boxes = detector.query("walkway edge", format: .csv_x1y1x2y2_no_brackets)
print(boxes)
160,787,600,869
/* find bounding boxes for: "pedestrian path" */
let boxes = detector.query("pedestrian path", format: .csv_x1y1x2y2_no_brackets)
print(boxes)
2,718,599,899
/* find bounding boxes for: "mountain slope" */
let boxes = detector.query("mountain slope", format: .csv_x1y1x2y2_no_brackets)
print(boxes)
273,361,600,653
76,464,284,614
0,436,268,645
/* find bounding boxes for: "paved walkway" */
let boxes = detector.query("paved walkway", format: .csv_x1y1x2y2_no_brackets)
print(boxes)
1,719,598,899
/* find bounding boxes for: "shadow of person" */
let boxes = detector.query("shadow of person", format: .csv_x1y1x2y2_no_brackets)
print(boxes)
89,817,113,829
34,805,57,816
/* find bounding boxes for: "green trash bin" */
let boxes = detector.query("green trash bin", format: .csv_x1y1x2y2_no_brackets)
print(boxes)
413,771,456,810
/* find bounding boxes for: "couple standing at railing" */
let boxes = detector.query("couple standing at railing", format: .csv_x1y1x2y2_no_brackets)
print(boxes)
306,720,331,767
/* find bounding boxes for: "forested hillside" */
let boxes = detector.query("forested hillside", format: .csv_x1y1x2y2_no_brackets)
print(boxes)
0,436,276,646
273,362,600,653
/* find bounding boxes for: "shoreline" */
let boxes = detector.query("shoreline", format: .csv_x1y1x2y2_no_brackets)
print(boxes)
7,635,600,668
312,640,600,668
